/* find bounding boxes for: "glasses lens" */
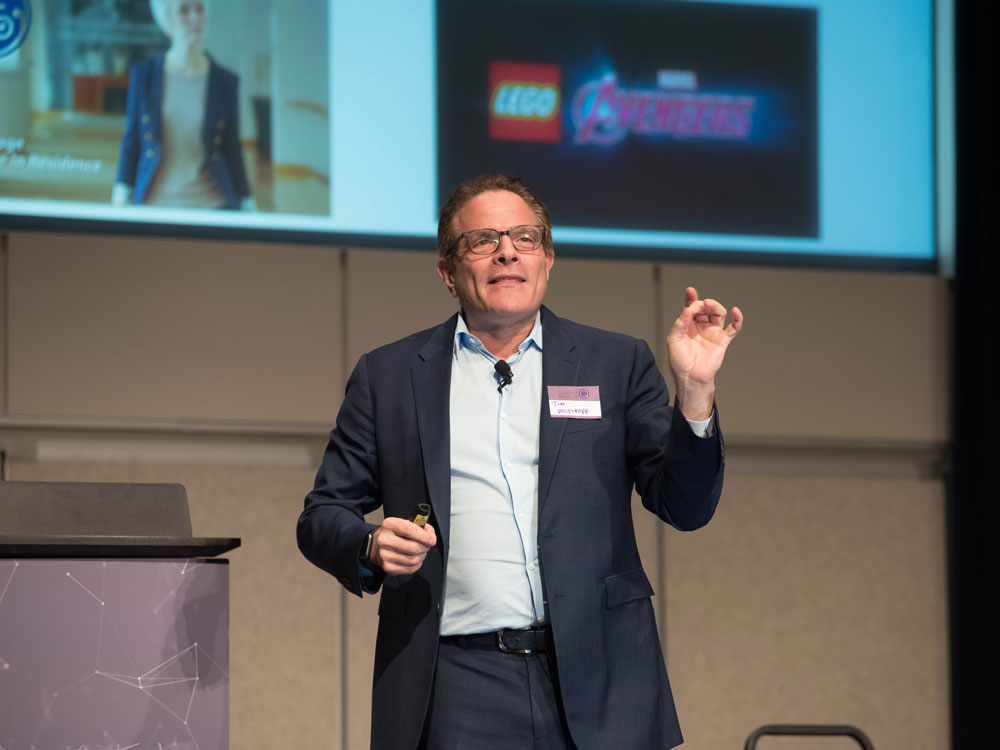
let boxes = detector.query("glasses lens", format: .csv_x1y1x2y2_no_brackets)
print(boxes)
463,226,544,254
510,225,543,252
465,229,500,254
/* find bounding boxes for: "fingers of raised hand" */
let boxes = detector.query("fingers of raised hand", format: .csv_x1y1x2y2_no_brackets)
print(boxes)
724,305,744,338
675,294,742,342
684,286,699,308
697,298,727,326
683,299,706,322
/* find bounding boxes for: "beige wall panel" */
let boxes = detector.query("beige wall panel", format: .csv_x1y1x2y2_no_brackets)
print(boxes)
345,250,660,358
664,476,948,750
8,459,340,750
345,249,456,364
543,256,659,345
656,264,950,443
6,232,343,424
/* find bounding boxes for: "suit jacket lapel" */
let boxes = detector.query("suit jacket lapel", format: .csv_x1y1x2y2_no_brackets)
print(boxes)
411,313,458,554
538,307,581,515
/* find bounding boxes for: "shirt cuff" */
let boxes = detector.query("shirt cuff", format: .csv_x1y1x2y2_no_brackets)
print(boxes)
685,411,716,438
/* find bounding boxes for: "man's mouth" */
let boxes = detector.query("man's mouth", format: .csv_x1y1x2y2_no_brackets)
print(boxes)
489,275,525,284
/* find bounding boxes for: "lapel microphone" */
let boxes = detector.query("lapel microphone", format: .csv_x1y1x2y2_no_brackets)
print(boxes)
494,360,513,393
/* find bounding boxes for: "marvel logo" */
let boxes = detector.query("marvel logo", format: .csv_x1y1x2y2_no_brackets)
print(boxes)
488,61,562,143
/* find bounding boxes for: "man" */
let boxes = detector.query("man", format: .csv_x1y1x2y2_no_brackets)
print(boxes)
297,174,742,749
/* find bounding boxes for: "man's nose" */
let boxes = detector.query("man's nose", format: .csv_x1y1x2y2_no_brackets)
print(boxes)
494,234,519,262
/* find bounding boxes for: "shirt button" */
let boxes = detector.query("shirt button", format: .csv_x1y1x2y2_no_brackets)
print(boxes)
504,461,511,469
142,114,150,124
537,616,544,623
145,149,154,158
528,563,535,571
500,412,507,420
144,132,152,141
518,512,524,518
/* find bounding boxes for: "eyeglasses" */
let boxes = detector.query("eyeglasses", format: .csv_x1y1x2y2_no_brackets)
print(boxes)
458,225,546,255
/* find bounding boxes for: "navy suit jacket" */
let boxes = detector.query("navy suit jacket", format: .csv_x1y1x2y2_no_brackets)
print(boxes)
115,54,250,208
297,307,725,749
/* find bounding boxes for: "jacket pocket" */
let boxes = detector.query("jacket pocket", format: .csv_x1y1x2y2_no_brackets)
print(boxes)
377,587,407,619
605,566,654,608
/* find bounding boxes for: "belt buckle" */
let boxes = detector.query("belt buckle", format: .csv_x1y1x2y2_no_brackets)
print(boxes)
496,627,533,654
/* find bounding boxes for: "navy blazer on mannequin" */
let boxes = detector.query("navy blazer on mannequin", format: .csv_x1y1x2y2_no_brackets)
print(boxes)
297,306,725,750
115,54,251,208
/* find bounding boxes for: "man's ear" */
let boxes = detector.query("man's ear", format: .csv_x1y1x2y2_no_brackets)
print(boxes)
437,257,458,297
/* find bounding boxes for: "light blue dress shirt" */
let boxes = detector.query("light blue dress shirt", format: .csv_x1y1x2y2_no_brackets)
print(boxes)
440,313,547,636
439,312,715,636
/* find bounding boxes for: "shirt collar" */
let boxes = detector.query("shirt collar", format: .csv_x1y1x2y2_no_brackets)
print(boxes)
454,310,544,358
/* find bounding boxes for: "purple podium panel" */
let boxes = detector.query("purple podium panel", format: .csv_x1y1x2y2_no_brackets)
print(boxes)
0,558,229,750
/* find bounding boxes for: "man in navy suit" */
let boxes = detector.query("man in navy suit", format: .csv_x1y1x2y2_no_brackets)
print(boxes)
297,174,742,749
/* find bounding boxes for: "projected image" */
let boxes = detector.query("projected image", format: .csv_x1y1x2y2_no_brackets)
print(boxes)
438,0,818,237
0,0,330,216
0,1,935,263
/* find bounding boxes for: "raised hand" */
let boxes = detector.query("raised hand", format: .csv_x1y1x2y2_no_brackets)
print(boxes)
666,286,743,420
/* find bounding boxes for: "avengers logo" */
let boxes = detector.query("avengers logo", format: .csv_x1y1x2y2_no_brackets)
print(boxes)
488,61,562,143
0,0,31,59
571,73,756,146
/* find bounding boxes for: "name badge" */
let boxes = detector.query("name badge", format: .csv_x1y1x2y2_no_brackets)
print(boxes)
547,386,601,419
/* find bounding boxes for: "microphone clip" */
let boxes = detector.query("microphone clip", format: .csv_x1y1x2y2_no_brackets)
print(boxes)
494,360,514,393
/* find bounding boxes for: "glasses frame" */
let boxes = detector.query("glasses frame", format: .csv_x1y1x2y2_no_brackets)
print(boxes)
457,224,547,256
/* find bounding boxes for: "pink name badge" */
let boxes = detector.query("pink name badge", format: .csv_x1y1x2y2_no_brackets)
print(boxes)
547,386,602,419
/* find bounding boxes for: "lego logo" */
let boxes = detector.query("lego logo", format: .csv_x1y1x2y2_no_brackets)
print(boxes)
491,82,560,121
488,61,562,143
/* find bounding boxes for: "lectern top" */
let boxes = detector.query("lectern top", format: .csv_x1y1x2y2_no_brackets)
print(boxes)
0,481,192,537
0,481,240,558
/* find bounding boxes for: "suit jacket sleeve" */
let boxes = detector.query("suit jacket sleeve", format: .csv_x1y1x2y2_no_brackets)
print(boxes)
627,337,724,530
297,353,384,596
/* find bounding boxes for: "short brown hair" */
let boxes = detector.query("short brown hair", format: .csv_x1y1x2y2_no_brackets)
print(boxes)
437,174,554,265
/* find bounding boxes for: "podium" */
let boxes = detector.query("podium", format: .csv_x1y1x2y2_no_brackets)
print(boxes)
0,482,240,750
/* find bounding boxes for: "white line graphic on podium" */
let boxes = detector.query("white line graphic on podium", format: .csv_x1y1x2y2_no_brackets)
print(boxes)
0,560,17,604
0,561,18,674
0,559,228,750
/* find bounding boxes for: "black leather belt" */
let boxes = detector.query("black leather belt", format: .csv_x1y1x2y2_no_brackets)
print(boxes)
441,625,551,654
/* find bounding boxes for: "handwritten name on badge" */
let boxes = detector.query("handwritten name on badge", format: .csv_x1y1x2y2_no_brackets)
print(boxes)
547,386,601,419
